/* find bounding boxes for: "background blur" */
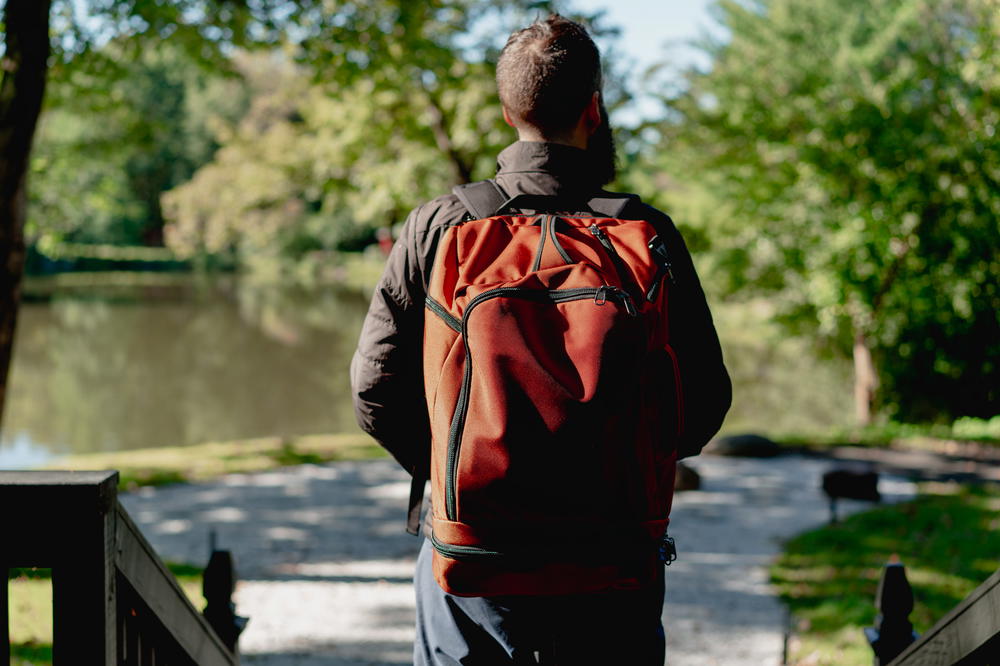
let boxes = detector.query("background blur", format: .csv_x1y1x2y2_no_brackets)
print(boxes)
1,3,998,665
1,0,997,464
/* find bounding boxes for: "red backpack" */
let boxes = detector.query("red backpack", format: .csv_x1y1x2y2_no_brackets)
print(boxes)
419,180,682,596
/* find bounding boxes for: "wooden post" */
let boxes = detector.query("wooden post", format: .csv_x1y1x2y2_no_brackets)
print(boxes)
51,507,117,664
2,563,9,666
0,471,237,665
0,471,118,665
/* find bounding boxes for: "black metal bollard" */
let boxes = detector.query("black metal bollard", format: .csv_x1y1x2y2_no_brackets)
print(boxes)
864,559,918,665
203,545,249,654
822,466,881,524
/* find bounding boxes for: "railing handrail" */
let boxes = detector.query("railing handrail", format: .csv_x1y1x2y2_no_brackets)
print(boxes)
114,499,236,664
1,470,238,665
887,565,1000,666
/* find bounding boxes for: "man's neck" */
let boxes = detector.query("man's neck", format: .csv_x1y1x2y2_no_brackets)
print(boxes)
515,128,588,150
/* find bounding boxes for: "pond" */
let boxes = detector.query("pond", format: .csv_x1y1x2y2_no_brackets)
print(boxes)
0,273,854,468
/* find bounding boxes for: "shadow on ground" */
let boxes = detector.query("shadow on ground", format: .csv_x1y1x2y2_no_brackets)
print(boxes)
121,456,916,665
122,461,420,662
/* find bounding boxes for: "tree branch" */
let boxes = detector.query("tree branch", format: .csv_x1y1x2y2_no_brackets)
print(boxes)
420,83,473,185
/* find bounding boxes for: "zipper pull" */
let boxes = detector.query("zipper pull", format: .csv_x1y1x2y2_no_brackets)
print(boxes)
604,286,637,316
648,236,676,285
594,286,637,316
616,288,638,317
590,224,619,257
646,236,676,302
646,265,668,302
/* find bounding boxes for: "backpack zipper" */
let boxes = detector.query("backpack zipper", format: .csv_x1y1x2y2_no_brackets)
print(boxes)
589,224,641,303
430,533,506,560
532,215,574,270
431,527,662,563
531,215,551,272
425,296,462,332
549,217,574,264
444,285,637,521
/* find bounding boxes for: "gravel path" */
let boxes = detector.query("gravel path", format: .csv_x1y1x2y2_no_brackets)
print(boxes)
121,455,916,665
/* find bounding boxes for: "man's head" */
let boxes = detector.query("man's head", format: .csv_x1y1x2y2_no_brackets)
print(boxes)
496,14,602,140
496,14,616,183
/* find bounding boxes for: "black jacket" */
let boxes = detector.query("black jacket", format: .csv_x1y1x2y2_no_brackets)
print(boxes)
351,141,731,478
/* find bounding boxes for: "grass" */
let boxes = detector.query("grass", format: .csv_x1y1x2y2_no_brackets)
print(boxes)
45,432,387,491
7,563,205,666
771,485,1000,665
773,421,999,452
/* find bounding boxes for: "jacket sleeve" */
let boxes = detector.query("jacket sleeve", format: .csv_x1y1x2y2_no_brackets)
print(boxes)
655,210,732,459
349,208,431,475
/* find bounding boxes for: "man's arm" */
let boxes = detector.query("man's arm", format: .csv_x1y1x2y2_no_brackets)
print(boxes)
349,209,431,475
649,208,732,458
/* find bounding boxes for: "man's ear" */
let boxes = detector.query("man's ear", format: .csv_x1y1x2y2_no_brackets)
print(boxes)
583,92,601,135
502,106,517,128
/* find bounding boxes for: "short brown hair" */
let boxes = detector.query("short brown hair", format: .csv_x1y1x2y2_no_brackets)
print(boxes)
496,14,602,135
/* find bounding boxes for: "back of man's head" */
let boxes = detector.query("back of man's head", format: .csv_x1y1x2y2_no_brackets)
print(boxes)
496,14,602,139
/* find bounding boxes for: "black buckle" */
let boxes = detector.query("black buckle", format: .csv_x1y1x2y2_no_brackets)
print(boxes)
659,533,677,566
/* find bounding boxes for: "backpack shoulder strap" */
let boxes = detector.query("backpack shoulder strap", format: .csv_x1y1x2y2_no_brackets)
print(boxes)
452,180,508,219
587,193,641,219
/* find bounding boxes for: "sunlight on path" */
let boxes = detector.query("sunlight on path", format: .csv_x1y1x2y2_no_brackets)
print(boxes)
120,456,915,665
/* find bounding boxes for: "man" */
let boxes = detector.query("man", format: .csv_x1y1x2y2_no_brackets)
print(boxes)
351,14,730,665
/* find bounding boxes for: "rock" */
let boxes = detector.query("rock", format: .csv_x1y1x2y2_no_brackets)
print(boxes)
706,433,782,458
675,461,701,491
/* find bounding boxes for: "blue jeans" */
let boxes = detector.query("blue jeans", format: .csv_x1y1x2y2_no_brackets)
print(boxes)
413,538,666,665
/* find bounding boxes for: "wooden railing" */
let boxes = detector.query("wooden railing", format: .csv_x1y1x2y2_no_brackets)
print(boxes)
866,559,1000,665
1,470,240,665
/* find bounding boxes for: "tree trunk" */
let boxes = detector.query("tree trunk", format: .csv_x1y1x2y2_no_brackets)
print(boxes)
0,0,51,427
853,331,878,426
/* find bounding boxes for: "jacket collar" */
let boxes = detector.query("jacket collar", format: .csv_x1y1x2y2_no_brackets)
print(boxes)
494,141,602,196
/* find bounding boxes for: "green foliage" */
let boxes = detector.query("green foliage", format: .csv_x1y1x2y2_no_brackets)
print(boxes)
28,1,628,279
49,433,386,490
952,415,1000,440
270,440,326,466
21,0,277,275
774,420,999,451
161,1,623,275
7,567,51,580
772,486,1000,665
28,43,249,259
11,642,52,666
641,0,1000,422
7,562,202,580
162,54,504,267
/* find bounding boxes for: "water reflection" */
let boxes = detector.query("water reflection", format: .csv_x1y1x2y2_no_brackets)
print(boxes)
0,275,855,465
2,278,371,461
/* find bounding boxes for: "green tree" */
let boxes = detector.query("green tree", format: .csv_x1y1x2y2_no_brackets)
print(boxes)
642,0,999,424
0,0,280,424
28,45,249,253
162,53,510,272
161,2,623,273
1,0,618,424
